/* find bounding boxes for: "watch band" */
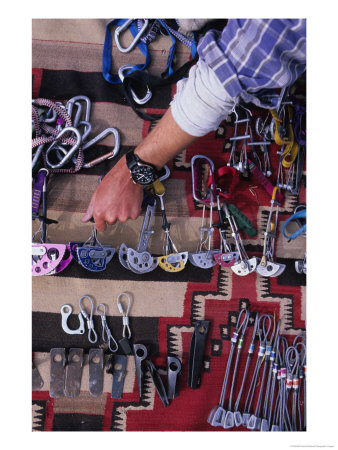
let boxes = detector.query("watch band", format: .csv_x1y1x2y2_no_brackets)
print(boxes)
126,150,157,171
126,150,167,186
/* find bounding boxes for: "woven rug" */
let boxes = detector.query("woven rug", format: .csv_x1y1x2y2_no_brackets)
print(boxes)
32,19,306,432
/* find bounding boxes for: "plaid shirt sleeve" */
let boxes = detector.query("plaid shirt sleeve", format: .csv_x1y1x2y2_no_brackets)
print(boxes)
197,19,306,108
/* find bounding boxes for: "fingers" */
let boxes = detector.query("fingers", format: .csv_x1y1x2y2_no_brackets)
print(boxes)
82,173,142,230
94,215,108,232
81,191,96,223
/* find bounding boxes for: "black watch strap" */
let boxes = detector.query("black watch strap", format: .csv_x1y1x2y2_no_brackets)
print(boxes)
126,151,157,171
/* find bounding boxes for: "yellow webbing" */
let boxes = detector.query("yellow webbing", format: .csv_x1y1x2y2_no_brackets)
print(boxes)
270,106,299,169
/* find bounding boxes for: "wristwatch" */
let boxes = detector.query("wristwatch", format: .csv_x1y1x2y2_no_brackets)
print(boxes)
126,150,161,186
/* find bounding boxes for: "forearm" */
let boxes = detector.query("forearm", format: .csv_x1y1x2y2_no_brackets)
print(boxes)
134,107,198,170
134,59,236,169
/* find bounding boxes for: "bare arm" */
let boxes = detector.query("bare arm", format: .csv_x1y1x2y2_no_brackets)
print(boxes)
81,107,198,232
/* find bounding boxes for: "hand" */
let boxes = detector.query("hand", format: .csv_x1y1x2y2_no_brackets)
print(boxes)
82,156,143,231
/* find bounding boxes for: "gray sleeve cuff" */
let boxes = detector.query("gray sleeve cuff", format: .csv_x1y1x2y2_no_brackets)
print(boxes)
170,59,236,137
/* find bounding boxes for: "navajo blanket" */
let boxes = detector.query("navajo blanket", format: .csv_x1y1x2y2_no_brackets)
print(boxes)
32,19,306,432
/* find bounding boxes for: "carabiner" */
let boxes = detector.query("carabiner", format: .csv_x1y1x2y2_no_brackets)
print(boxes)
45,127,82,169
118,64,152,105
191,154,216,204
65,95,92,123
114,19,149,53
82,127,120,153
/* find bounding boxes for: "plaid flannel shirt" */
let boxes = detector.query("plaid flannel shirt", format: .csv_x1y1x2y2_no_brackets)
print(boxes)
197,19,306,108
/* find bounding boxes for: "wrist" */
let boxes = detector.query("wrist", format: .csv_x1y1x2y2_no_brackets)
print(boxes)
125,150,162,186
134,147,163,171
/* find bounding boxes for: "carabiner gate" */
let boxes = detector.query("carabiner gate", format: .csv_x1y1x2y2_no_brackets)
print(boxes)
114,19,149,53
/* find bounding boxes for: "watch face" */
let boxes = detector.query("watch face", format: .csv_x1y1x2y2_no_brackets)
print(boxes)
132,165,156,185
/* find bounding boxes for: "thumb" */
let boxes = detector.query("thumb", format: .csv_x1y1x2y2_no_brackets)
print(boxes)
81,191,96,223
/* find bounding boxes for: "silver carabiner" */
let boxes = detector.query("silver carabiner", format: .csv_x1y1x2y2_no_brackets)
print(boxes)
45,127,82,169
118,64,152,105
82,127,120,153
65,95,91,123
81,128,121,169
114,19,149,53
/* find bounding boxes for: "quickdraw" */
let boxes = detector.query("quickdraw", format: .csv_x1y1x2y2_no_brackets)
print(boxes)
256,187,286,277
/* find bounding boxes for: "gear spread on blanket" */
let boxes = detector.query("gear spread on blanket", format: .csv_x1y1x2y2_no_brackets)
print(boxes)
32,19,306,432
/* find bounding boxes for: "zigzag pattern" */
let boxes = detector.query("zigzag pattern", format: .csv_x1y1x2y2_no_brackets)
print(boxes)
167,324,194,357
32,401,46,431
173,149,190,170
256,275,304,334
110,371,155,431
